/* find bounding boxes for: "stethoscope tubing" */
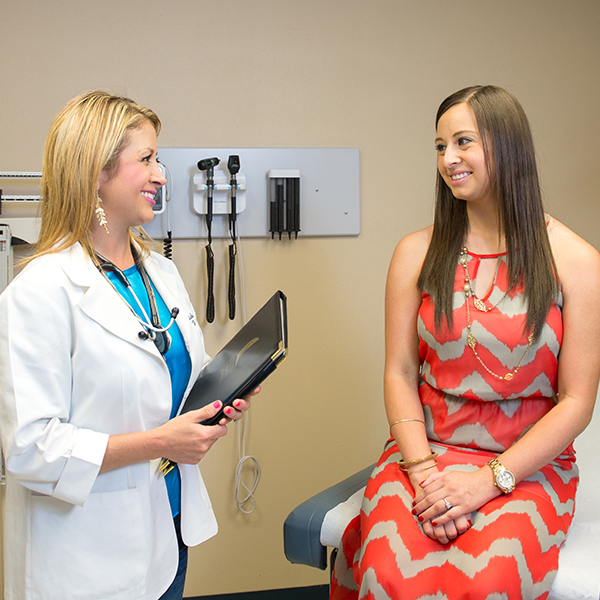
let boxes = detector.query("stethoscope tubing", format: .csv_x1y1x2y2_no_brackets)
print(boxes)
98,260,179,334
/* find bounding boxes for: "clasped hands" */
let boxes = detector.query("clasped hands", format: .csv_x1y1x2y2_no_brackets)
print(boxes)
410,467,500,545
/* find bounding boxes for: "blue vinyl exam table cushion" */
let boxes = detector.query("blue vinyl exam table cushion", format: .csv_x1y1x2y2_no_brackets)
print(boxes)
283,463,376,570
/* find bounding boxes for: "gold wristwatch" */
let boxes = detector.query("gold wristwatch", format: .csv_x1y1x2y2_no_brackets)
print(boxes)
487,458,516,494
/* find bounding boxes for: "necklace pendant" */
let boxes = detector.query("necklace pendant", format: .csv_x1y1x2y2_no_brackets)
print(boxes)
467,332,477,350
473,298,487,312
503,372,514,381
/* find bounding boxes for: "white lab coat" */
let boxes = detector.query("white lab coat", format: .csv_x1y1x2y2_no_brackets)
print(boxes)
0,243,218,600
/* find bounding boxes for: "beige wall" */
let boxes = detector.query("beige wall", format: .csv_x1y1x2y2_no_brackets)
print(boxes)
1,0,599,596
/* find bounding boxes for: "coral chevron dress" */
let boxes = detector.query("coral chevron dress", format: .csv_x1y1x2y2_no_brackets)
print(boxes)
331,250,576,600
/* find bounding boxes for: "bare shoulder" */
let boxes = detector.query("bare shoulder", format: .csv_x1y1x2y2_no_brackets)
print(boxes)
546,215,600,289
386,225,433,290
391,226,432,266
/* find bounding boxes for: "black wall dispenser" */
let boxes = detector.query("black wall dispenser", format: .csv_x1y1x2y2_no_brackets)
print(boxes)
268,170,300,240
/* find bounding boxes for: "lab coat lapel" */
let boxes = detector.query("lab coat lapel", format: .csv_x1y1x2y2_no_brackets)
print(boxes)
54,244,163,359
79,278,152,352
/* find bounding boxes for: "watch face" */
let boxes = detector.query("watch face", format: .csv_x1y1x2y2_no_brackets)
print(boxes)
497,469,515,492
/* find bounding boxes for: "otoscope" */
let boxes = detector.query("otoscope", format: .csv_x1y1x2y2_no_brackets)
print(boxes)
197,157,220,323
227,155,240,320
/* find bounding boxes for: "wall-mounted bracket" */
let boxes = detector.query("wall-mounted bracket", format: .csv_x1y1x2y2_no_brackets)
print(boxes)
192,168,247,216
144,147,359,240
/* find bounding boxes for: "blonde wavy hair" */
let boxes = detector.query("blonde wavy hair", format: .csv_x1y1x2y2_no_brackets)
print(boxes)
29,91,161,264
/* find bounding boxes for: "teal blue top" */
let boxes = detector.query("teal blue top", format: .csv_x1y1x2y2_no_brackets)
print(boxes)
106,264,192,517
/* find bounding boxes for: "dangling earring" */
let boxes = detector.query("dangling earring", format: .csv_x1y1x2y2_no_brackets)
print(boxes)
95,192,109,234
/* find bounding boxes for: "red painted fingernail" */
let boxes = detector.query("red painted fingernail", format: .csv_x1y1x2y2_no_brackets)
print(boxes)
213,401,221,408
467,519,472,527
412,500,416,507
411,509,417,515
432,521,438,527
419,480,426,487
418,516,424,523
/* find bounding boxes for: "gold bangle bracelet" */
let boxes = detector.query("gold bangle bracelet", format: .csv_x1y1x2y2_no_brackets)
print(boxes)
399,460,438,473
389,419,426,432
397,451,438,468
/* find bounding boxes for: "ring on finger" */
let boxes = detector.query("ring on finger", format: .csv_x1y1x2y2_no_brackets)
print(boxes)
443,498,452,511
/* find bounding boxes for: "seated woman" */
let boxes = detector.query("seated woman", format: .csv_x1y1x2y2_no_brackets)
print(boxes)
331,85,600,599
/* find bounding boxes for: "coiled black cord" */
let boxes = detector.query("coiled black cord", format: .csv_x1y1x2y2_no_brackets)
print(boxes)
163,230,173,260
228,242,237,320
206,243,215,323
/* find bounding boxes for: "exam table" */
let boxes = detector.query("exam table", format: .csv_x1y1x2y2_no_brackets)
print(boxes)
284,399,600,599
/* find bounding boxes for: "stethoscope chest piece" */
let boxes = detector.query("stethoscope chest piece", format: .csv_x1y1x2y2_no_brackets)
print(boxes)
148,328,171,355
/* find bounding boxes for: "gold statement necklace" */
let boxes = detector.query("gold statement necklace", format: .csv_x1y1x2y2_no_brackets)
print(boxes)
459,247,534,381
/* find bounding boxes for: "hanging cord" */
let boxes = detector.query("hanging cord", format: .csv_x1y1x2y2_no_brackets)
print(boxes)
228,242,237,320
158,160,173,259
205,238,215,323
197,158,220,323
237,231,248,324
163,228,173,260
234,409,261,513
231,228,260,512
205,171,215,323
227,155,240,320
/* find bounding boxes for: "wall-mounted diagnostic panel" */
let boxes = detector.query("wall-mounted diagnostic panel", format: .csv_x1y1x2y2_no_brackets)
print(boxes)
144,147,359,240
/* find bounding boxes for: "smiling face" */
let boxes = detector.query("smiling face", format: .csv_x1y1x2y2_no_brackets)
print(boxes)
96,121,166,234
435,102,493,205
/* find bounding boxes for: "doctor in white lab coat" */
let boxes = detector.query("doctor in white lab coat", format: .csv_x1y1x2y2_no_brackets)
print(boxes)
0,92,254,600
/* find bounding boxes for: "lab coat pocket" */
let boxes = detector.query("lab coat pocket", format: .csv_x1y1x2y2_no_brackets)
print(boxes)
30,487,147,599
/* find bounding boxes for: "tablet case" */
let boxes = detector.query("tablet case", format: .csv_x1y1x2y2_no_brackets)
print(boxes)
180,290,288,425
159,291,287,475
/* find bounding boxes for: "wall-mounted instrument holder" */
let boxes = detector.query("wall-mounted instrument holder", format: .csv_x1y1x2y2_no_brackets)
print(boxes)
192,162,247,217
145,147,359,240
268,170,300,240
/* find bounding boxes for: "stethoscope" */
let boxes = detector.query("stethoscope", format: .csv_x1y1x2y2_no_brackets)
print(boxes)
96,254,179,355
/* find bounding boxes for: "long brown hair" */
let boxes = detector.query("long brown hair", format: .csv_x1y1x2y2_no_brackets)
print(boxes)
417,85,558,341
28,91,161,265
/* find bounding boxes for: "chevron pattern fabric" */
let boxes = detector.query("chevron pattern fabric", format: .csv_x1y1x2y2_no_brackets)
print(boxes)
331,252,576,599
